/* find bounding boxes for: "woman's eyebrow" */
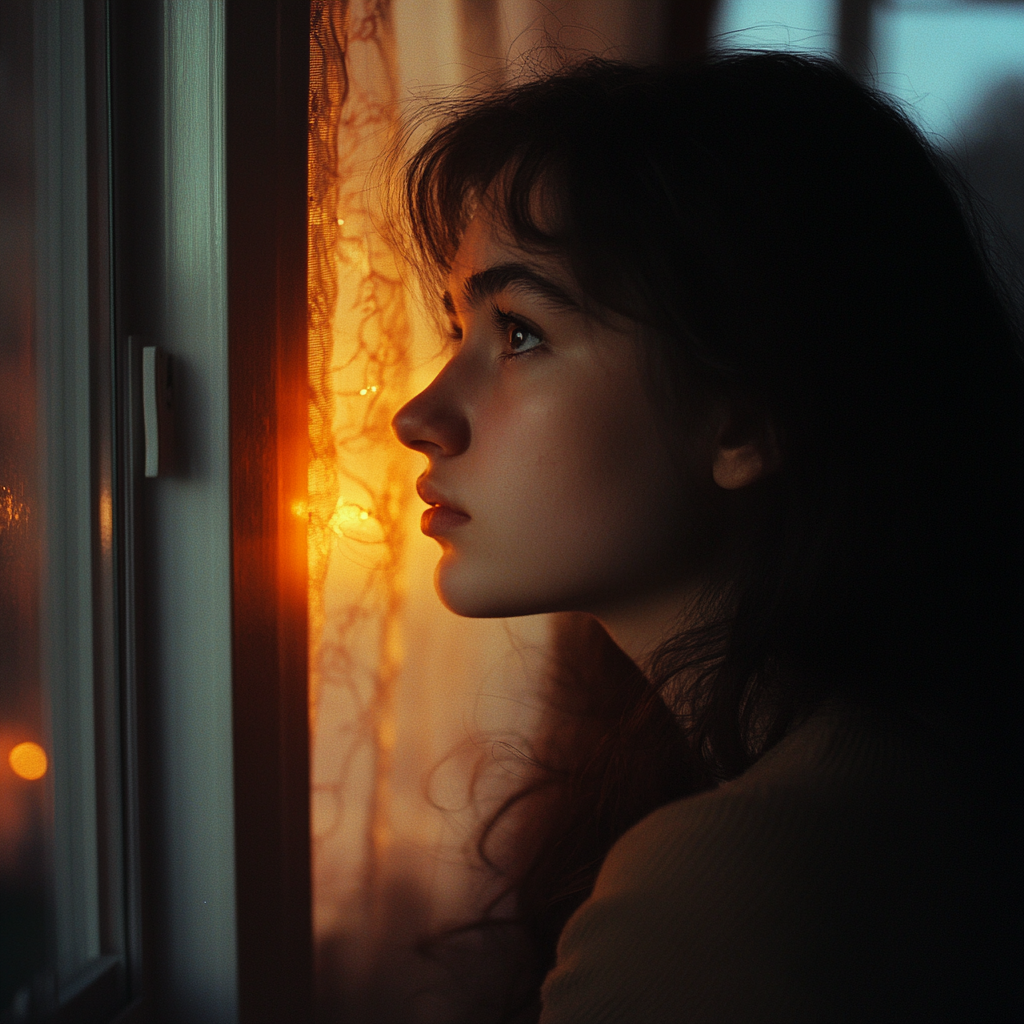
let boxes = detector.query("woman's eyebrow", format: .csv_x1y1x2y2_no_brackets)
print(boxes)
443,262,581,315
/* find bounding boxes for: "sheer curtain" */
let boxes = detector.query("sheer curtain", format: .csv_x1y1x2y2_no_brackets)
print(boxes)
307,3,709,1019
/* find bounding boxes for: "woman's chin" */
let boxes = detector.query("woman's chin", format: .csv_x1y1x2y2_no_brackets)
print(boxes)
434,570,512,618
433,561,547,619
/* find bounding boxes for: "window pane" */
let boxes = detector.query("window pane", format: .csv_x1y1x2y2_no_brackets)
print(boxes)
1,1,104,1017
0,1,53,1014
34,0,100,988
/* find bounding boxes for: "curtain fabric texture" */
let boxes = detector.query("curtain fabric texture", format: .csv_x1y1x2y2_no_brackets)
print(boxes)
307,3,712,1019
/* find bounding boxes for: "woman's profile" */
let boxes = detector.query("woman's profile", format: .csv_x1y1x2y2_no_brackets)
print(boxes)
390,53,1023,1022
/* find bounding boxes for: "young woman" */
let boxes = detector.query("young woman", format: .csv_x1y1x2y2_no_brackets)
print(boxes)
391,53,1023,1023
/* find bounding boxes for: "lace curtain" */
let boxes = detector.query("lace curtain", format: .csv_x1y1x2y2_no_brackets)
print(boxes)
307,2,706,1018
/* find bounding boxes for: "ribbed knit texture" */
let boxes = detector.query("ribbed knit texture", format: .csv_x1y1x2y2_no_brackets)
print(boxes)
539,701,996,1023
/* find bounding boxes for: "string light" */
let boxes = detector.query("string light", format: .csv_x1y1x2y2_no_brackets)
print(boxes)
328,498,382,540
0,485,28,532
308,0,415,926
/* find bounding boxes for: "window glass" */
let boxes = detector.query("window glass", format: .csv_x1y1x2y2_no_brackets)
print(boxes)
1,2,53,1014
1,2,107,1018
33,0,100,991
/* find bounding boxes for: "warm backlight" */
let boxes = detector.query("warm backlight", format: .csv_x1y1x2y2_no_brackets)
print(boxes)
9,742,47,780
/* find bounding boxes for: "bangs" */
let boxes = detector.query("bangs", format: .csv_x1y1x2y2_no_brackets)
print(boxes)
393,57,733,341
400,104,574,297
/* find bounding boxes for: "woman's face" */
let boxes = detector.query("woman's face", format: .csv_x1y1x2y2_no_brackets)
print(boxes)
392,207,720,623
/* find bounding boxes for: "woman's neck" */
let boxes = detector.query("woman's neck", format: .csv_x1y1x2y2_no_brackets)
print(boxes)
593,580,711,671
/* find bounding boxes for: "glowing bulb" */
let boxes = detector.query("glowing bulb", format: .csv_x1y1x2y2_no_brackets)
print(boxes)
359,388,368,396
337,218,345,226
327,499,384,544
9,742,47,780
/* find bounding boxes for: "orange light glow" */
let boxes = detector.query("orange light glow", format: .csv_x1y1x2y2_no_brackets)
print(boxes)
0,484,29,532
307,1,558,976
99,483,113,553
307,0,416,910
9,742,47,780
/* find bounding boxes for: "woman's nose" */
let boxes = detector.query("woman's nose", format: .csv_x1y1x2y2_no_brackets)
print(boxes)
391,370,470,457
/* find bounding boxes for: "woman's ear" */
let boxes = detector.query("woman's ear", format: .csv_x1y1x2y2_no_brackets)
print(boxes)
711,405,781,491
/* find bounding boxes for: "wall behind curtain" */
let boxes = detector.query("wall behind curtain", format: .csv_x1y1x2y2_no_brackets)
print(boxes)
308,3,714,1020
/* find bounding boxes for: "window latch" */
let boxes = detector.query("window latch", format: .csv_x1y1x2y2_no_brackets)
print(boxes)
142,345,174,477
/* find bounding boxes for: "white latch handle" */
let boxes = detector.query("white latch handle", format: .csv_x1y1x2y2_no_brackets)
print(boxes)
142,346,173,477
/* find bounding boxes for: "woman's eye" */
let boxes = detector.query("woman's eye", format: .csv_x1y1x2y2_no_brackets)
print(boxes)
507,324,543,355
491,305,545,360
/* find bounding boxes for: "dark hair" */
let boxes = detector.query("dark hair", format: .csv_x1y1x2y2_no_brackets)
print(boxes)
398,53,1024,1017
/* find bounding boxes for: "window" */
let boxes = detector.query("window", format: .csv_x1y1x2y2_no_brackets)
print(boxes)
3,3,313,1021
1,2,125,1019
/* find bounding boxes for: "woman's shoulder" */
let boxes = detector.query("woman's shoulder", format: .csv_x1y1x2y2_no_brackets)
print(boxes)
595,699,934,895
540,702,996,1023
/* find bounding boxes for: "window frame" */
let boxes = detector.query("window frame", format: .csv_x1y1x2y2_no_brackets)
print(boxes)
105,1,313,1020
224,3,313,1019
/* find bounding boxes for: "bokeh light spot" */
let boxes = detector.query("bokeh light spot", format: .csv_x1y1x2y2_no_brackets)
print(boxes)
9,741,47,781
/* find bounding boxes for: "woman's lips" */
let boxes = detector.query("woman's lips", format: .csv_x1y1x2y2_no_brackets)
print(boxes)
416,478,470,537
421,504,471,536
